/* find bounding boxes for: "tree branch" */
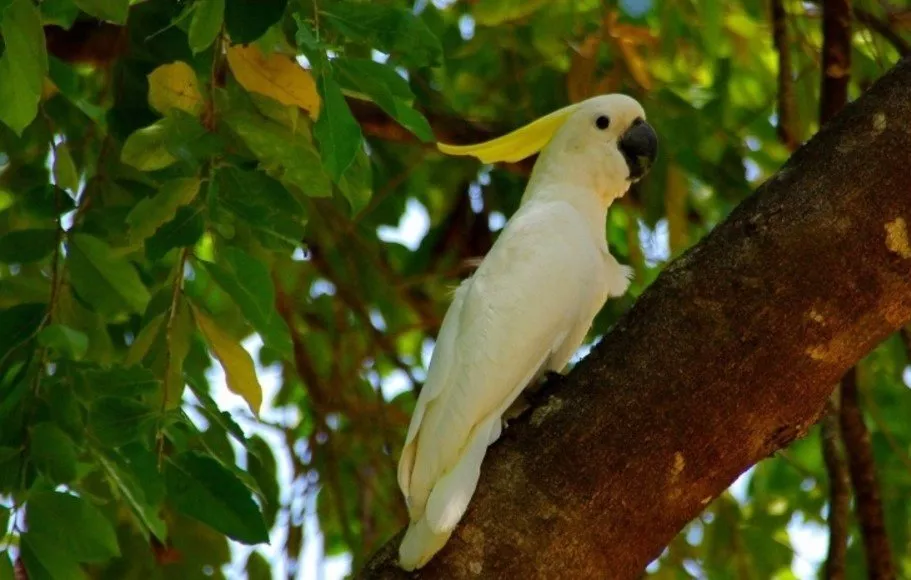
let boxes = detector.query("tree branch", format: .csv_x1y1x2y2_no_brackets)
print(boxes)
855,8,910,56
839,368,896,579
821,397,850,580
818,5,853,577
361,56,911,579
771,0,799,150
820,0,852,124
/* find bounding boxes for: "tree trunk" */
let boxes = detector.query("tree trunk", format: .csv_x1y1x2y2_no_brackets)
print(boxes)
360,57,911,579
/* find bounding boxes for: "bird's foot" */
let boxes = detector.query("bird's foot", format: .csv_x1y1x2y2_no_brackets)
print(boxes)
528,371,567,404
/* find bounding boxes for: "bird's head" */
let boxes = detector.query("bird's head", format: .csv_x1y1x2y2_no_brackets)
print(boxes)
437,94,658,200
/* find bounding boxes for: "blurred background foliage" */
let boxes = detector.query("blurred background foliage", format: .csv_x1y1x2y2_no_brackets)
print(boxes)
0,0,909,578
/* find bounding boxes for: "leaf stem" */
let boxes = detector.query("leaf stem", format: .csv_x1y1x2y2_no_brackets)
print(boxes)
156,247,190,468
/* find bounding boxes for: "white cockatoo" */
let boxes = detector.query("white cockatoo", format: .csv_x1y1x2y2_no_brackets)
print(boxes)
396,94,658,570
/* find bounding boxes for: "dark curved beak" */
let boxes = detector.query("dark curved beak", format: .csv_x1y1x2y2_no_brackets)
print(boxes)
619,119,658,182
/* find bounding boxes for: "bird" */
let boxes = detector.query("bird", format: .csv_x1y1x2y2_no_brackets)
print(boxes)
396,94,658,570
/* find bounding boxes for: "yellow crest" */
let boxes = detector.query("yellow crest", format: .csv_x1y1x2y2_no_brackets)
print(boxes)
436,103,580,164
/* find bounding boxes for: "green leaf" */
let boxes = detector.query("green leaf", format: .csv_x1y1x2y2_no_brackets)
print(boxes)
0,229,57,264
0,550,12,580
37,323,88,360
19,185,77,219
165,451,269,544
42,374,85,437
293,14,321,57
121,122,179,172
72,0,128,24
77,365,160,398
189,0,224,53
161,111,226,163
29,422,78,484
223,109,332,197
212,166,306,247
96,447,167,541
247,436,279,529
314,70,362,183
245,551,271,580
0,505,10,535
320,0,442,68
224,0,286,44
40,0,80,29
20,531,86,580
127,177,202,244
473,0,549,26
48,56,106,122
201,247,292,356
125,315,164,366
53,143,80,192
337,144,372,214
334,58,434,142
0,0,48,135
0,303,46,366
68,234,151,316
89,396,156,447
146,205,205,261
27,491,120,561
186,374,248,447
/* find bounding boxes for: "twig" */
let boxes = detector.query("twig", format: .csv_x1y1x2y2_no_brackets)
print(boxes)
856,7,910,55
839,367,896,579
771,0,799,150
156,248,190,467
820,397,850,580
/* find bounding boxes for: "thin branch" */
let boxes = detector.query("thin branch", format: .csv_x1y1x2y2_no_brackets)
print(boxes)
856,8,910,56
817,5,853,576
156,248,189,467
771,0,799,150
820,0,852,125
820,397,850,580
839,367,896,579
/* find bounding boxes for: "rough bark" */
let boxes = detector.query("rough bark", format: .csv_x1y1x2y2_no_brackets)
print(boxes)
361,57,911,579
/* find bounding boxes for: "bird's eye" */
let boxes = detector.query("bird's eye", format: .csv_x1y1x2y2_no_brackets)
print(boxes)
595,115,610,130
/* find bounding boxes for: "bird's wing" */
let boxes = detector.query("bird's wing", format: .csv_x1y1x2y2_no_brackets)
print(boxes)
398,201,604,526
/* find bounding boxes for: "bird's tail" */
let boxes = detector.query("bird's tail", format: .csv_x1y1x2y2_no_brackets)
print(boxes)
398,516,452,571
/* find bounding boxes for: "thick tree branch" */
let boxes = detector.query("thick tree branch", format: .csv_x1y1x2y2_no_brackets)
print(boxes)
361,57,911,579
839,368,896,579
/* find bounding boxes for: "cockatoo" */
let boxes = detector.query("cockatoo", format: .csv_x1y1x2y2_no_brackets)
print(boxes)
396,94,658,570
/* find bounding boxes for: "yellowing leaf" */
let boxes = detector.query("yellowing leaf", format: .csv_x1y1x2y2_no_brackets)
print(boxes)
148,62,204,116
606,10,654,91
226,45,320,119
191,305,262,415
